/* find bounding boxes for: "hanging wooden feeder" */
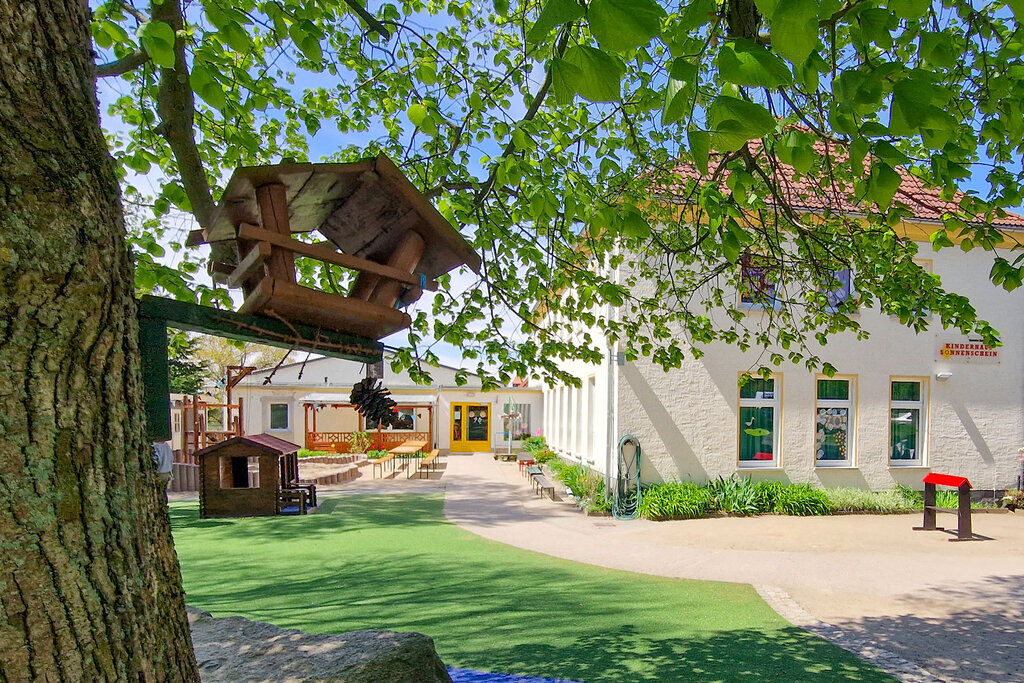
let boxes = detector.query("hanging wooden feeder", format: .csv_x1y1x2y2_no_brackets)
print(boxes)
187,153,481,340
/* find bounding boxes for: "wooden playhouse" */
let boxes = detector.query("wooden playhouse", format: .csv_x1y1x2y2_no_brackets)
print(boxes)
195,434,316,518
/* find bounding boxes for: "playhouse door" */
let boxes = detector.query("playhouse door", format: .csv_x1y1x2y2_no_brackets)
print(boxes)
451,403,490,452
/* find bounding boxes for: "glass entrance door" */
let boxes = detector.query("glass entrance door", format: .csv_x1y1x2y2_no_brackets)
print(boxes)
451,403,490,452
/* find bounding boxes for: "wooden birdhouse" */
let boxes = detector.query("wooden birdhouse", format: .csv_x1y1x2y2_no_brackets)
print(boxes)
187,154,481,341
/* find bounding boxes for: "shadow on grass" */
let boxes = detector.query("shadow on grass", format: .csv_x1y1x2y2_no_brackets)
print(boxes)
171,496,892,683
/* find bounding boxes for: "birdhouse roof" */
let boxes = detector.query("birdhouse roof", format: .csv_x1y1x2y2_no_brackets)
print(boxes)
198,153,480,278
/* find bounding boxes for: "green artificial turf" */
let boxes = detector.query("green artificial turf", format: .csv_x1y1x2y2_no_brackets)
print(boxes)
171,495,893,682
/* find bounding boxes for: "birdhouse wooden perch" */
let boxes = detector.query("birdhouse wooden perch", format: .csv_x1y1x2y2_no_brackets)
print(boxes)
187,153,481,341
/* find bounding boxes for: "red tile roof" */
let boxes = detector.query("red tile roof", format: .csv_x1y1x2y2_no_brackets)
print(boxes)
665,144,1024,229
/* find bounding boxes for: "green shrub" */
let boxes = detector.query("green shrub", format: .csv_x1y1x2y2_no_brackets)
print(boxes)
824,487,916,514
752,480,785,513
522,436,547,453
706,475,760,516
774,484,832,516
366,449,390,459
297,449,331,459
348,431,372,453
638,482,714,521
533,448,557,464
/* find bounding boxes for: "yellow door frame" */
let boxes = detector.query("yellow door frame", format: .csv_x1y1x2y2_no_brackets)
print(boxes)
450,402,491,452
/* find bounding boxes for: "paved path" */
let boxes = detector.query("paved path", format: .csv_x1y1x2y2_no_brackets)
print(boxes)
442,453,1024,683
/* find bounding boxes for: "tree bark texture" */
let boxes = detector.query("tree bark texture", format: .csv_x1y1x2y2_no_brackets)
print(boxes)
0,1,199,680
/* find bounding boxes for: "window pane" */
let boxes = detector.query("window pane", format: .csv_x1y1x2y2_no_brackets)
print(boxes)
740,378,775,399
467,407,488,441
270,404,288,430
890,408,920,460
740,256,778,307
891,381,921,401
817,379,849,401
824,269,852,309
739,407,774,461
816,407,849,461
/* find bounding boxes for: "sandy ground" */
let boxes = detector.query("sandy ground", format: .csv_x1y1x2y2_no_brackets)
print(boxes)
171,452,1024,682
439,453,1024,683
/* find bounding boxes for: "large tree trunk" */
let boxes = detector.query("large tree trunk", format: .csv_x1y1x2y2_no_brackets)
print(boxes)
0,1,199,680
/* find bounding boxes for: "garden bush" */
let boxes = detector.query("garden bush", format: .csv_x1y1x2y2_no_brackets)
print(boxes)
752,480,785,513
533,448,557,464
706,475,760,516
638,482,714,521
521,436,547,453
348,431,371,453
774,484,832,516
824,488,917,514
297,449,331,459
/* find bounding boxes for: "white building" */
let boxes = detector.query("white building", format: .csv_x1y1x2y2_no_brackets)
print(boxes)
544,199,1024,495
234,355,543,454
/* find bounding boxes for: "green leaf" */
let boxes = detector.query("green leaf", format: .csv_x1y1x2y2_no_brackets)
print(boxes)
549,57,583,105
770,0,819,66
707,95,776,151
661,58,697,125
526,0,585,43
218,22,252,52
137,21,176,69
866,162,902,210
717,38,792,88
589,0,666,53
689,129,710,175
190,63,226,110
560,46,623,102
858,8,896,51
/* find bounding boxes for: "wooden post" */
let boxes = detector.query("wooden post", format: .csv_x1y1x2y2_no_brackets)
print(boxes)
254,183,295,282
922,482,937,530
367,230,425,307
957,484,973,540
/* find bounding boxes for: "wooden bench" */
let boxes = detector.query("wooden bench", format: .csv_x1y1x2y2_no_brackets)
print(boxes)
372,453,396,478
417,449,441,479
277,488,308,514
531,473,554,500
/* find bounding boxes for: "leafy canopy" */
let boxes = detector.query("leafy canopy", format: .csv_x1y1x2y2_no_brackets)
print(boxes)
94,0,1024,386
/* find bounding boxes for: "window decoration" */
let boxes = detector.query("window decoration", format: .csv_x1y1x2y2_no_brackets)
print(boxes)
739,254,780,310
739,376,780,467
816,378,854,466
890,379,926,465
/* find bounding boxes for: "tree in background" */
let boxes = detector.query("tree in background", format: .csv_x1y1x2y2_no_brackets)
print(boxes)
167,332,209,394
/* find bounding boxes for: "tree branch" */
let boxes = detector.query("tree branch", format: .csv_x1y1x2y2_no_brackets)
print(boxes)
152,0,217,229
96,50,150,77
341,0,391,40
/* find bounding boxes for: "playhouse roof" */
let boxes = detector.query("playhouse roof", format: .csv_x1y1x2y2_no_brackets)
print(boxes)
194,434,301,458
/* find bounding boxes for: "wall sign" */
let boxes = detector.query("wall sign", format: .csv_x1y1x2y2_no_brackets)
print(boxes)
937,338,1000,364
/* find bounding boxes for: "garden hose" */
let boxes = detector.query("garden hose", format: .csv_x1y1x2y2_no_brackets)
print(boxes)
613,434,641,520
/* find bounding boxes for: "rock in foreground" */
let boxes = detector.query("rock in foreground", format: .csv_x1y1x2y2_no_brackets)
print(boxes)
188,607,452,683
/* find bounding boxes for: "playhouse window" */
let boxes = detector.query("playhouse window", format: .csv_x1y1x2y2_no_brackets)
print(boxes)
890,379,926,465
738,376,781,467
816,378,855,466
269,403,289,430
219,455,258,488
